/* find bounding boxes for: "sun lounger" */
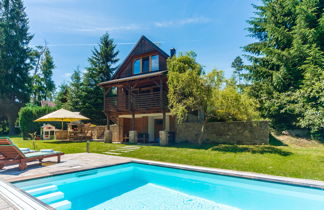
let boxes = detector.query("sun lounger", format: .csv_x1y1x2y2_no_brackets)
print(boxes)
19,148,36,153
0,137,64,170
0,138,35,153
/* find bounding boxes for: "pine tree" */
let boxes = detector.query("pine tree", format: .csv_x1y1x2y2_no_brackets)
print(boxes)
0,0,33,134
55,83,69,108
65,68,83,111
243,0,323,132
292,0,324,137
231,56,246,90
295,47,324,137
40,48,55,100
81,33,119,124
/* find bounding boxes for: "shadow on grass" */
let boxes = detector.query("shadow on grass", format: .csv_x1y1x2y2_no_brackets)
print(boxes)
210,145,292,156
269,133,287,146
42,140,82,144
162,143,216,150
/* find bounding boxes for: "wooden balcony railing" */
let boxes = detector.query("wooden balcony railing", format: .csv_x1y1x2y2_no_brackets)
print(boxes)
105,92,167,113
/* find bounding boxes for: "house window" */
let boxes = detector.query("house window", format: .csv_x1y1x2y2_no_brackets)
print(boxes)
133,55,159,74
142,57,150,73
151,55,159,71
133,59,141,74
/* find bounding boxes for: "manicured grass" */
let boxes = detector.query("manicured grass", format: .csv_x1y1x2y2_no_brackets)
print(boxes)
8,136,324,181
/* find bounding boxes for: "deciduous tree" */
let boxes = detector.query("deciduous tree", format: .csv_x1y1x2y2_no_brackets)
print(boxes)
30,46,56,105
168,53,260,144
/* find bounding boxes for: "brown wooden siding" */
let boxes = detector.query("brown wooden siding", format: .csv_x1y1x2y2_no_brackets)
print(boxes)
105,91,167,114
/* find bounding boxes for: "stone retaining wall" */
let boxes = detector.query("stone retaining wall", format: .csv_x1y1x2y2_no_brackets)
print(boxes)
176,121,269,145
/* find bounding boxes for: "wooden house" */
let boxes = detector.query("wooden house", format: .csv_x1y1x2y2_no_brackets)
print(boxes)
99,36,176,143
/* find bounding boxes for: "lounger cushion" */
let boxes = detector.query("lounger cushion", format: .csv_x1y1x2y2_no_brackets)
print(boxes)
25,151,61,158
40,149,54,152
20,148,30,153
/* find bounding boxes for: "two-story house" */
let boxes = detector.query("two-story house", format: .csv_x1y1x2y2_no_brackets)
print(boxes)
99,36,176,144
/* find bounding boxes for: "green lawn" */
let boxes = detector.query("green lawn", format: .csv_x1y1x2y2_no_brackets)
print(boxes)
8,136,324,181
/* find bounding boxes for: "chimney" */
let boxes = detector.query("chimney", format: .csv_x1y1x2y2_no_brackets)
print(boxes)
170,48,176,57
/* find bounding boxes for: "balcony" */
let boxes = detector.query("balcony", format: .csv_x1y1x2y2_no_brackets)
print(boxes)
105,92,167,113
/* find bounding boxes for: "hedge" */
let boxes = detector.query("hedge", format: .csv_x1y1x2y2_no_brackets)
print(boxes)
18,105,59,139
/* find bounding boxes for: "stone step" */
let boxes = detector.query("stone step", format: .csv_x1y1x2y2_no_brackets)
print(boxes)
104,152,121,155
50,200,71,210
36,191,64,203
26,185,58,196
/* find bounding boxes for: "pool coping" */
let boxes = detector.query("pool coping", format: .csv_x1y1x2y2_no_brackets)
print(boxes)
1,157,324,209
132,159,324,189
0,180,54,210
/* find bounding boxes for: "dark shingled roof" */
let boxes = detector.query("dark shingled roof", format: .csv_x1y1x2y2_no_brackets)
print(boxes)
99,70,167,86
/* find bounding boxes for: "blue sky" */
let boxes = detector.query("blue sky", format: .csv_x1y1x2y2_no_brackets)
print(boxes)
24,0,259,85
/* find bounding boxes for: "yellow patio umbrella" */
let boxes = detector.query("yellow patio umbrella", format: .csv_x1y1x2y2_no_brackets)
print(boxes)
34,108,89,129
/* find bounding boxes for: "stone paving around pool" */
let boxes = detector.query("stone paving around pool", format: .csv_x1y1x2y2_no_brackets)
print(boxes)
1,152,324,210
0,194,18,210
104,145,141,155
0,153,131,183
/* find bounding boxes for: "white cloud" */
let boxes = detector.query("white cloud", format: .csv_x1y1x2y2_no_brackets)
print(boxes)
26,2,211,35
63,73,72,78
28,0,77,4
26,6,140,34
44,42,139,47
154,17,211,28
75,24,141,33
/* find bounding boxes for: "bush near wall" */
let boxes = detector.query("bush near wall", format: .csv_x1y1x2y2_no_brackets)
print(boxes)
18,105,58,139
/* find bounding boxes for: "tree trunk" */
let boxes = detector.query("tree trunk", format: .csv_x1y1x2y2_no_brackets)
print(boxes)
7,113,16,135
0,98,22,135
198,119,207,145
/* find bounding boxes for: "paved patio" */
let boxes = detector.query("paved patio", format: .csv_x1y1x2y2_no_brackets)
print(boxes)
0,194,18,210
0,153,131,209
1,153,324,209
0,153,131,182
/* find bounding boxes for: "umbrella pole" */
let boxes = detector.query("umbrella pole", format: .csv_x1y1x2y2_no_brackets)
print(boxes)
61,121,63,130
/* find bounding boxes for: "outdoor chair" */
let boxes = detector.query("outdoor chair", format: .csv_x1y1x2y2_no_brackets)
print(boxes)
0,137,64,170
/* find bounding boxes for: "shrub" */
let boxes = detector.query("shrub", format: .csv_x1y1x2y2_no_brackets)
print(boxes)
18,105,58,139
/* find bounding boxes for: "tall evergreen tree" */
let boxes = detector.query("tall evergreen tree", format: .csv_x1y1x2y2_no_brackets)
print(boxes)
55,83,69,108
81,33,119,124
40,48,55,100
231,56,247,90
294,47,324,137
243,0,323,133
65,68,83,111
0,0,33,134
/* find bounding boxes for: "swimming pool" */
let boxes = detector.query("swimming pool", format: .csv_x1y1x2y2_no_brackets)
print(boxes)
14,163,324,210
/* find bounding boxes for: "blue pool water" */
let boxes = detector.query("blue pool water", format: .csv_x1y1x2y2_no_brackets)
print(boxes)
14,163,324,210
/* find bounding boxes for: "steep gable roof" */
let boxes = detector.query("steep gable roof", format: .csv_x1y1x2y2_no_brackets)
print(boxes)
112,35,169,79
